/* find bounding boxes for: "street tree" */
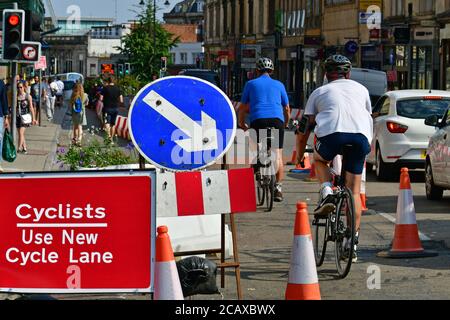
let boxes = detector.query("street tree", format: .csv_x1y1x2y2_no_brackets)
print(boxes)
119,1,179,83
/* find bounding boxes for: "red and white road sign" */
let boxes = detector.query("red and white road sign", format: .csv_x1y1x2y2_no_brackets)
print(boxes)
22,46,38,61
0,172,155,293
34,56,47,70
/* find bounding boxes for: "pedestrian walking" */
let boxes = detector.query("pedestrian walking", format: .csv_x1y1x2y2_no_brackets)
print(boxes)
41,78,54,121
49,78,58,111
100,76,123,142
55,77,65,108
0,79,10,173
31,76,41,124
70,83,89,146
16,82,37,154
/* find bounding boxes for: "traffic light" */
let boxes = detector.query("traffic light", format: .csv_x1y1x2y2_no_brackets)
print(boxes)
161,57,167,71
118,64,124,76
2,9,41,62
50,57,58,75
125,63,131,75
2,9,24,60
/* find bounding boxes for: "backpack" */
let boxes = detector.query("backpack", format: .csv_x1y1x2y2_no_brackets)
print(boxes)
73,97,83,113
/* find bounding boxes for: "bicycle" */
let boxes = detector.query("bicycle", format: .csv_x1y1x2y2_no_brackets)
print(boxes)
312,145,356,279
254,127,276,213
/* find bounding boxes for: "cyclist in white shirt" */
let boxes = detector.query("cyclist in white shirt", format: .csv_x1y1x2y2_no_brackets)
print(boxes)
297,55,373,261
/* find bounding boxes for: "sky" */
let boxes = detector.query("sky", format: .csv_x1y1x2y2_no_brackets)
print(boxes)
47,0,176,23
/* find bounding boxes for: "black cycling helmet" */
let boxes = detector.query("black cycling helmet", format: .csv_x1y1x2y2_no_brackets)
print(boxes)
256,57,275,72
324,55,352,74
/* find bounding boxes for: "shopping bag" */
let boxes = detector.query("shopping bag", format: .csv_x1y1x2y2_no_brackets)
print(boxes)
2,129,16,163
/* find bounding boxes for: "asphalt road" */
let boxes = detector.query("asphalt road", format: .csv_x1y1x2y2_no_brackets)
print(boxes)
3,119,450,301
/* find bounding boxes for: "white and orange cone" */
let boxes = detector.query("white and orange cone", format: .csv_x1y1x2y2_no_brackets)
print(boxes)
361,162,368,212
290,153,312,173
154,226,184,300
378,168,438,259
287,148,297,165
285,202,321,300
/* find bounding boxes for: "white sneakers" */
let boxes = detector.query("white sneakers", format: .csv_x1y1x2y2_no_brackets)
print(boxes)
314,183,336,217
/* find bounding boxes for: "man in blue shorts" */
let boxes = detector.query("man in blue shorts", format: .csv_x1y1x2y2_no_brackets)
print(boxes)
297,55,373,261
238,57,291,202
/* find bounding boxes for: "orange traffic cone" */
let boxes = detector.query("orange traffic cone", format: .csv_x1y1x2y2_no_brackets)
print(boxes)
290,153,312,173
361,162,368,212
378,168,438,259
285,203,321,300
304,160,318,182
154,226,184,300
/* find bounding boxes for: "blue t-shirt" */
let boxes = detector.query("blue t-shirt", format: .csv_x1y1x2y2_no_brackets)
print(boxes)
240,74,289,124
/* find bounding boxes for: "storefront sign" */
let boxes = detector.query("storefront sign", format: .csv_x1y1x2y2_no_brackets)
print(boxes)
414,28,435,41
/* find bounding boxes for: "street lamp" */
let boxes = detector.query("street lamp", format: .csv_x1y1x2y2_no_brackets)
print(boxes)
139,0,171,50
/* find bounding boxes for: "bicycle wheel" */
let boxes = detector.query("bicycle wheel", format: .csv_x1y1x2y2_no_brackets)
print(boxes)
255,170,266,206
265,175,275,212
334,187,356,279
313,217,328,267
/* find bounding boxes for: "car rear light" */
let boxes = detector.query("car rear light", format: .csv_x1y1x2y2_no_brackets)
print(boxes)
423,96,443,100
387,122,408,134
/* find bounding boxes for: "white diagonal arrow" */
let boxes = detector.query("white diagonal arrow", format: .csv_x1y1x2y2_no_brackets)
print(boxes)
142,90,218,152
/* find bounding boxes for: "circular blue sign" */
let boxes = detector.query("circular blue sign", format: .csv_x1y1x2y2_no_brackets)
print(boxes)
128,76,237,172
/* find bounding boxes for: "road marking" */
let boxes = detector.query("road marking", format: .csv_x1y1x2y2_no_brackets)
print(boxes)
376,211,431,241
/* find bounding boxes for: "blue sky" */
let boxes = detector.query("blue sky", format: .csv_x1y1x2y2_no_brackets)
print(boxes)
47,0,176,23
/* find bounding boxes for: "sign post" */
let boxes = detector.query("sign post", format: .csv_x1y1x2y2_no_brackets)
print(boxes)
0,172,155,293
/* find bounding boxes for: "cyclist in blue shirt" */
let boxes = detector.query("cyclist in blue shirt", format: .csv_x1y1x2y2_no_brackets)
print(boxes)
238,58,291,202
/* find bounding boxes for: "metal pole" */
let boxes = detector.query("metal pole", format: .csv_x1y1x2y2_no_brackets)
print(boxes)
39,69,42,126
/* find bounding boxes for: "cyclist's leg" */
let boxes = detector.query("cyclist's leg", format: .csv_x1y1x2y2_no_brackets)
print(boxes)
342,133,371,232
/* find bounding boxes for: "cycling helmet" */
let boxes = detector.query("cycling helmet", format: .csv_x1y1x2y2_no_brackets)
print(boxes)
256,57,275,72
324,55,352,74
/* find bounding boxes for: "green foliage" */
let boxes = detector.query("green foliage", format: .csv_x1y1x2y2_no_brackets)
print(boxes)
57,138,134,171
83,77,103,94
119,1,179,83
117,75,143,97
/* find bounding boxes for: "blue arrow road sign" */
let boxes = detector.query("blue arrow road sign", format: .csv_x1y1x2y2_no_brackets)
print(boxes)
128,76,237,171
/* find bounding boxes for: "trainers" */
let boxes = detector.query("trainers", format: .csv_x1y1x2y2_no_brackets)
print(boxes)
342,231,359,263
274,184,283,202
314,185,335,217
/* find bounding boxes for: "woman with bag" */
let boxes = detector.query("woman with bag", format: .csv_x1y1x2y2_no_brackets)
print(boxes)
16,82,36,154
70,83,89,146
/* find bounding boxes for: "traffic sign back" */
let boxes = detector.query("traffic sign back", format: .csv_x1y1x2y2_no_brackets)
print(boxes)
128,76,237,172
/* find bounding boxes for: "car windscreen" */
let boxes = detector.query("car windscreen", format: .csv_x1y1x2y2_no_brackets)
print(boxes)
63,81,75,91
184,72,219,86
396,98,450,119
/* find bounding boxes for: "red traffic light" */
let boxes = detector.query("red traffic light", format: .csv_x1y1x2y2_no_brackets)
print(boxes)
8,15,20,26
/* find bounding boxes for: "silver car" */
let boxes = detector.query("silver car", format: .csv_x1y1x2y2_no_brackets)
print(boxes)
424,107,450,200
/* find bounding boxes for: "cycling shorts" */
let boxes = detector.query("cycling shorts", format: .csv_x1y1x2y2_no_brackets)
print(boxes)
315,133,371,175
250,118,285,149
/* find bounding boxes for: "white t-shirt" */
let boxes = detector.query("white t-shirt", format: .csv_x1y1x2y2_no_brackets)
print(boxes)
304,79,373,144
56,80,64,95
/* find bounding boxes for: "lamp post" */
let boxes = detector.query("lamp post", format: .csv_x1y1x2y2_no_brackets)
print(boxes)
139,0,170,53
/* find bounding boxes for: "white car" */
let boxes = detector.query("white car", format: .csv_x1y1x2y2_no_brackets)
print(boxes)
424,107,450,200
367,90,450,181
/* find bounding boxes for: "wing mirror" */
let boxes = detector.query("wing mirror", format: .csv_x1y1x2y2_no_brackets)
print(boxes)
424,115,440,127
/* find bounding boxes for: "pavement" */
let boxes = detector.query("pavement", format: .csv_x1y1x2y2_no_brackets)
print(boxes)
2,111,450,300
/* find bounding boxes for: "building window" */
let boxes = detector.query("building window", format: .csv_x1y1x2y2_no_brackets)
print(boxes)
65,60,73,73
248,0,254,35
171,53,176,64
180,52,187,64
419,0,435,14
391,0,404,16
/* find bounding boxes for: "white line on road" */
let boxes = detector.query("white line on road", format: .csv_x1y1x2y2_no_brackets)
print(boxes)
376,212,431,241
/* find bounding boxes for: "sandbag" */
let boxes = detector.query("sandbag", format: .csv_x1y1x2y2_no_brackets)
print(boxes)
176,256,219,297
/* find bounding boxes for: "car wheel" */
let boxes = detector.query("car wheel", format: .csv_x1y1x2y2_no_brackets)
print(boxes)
376,146,394,181
425,161,444,201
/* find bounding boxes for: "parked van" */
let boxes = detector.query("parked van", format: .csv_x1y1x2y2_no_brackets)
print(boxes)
56,73,84,84
324,68,388,105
